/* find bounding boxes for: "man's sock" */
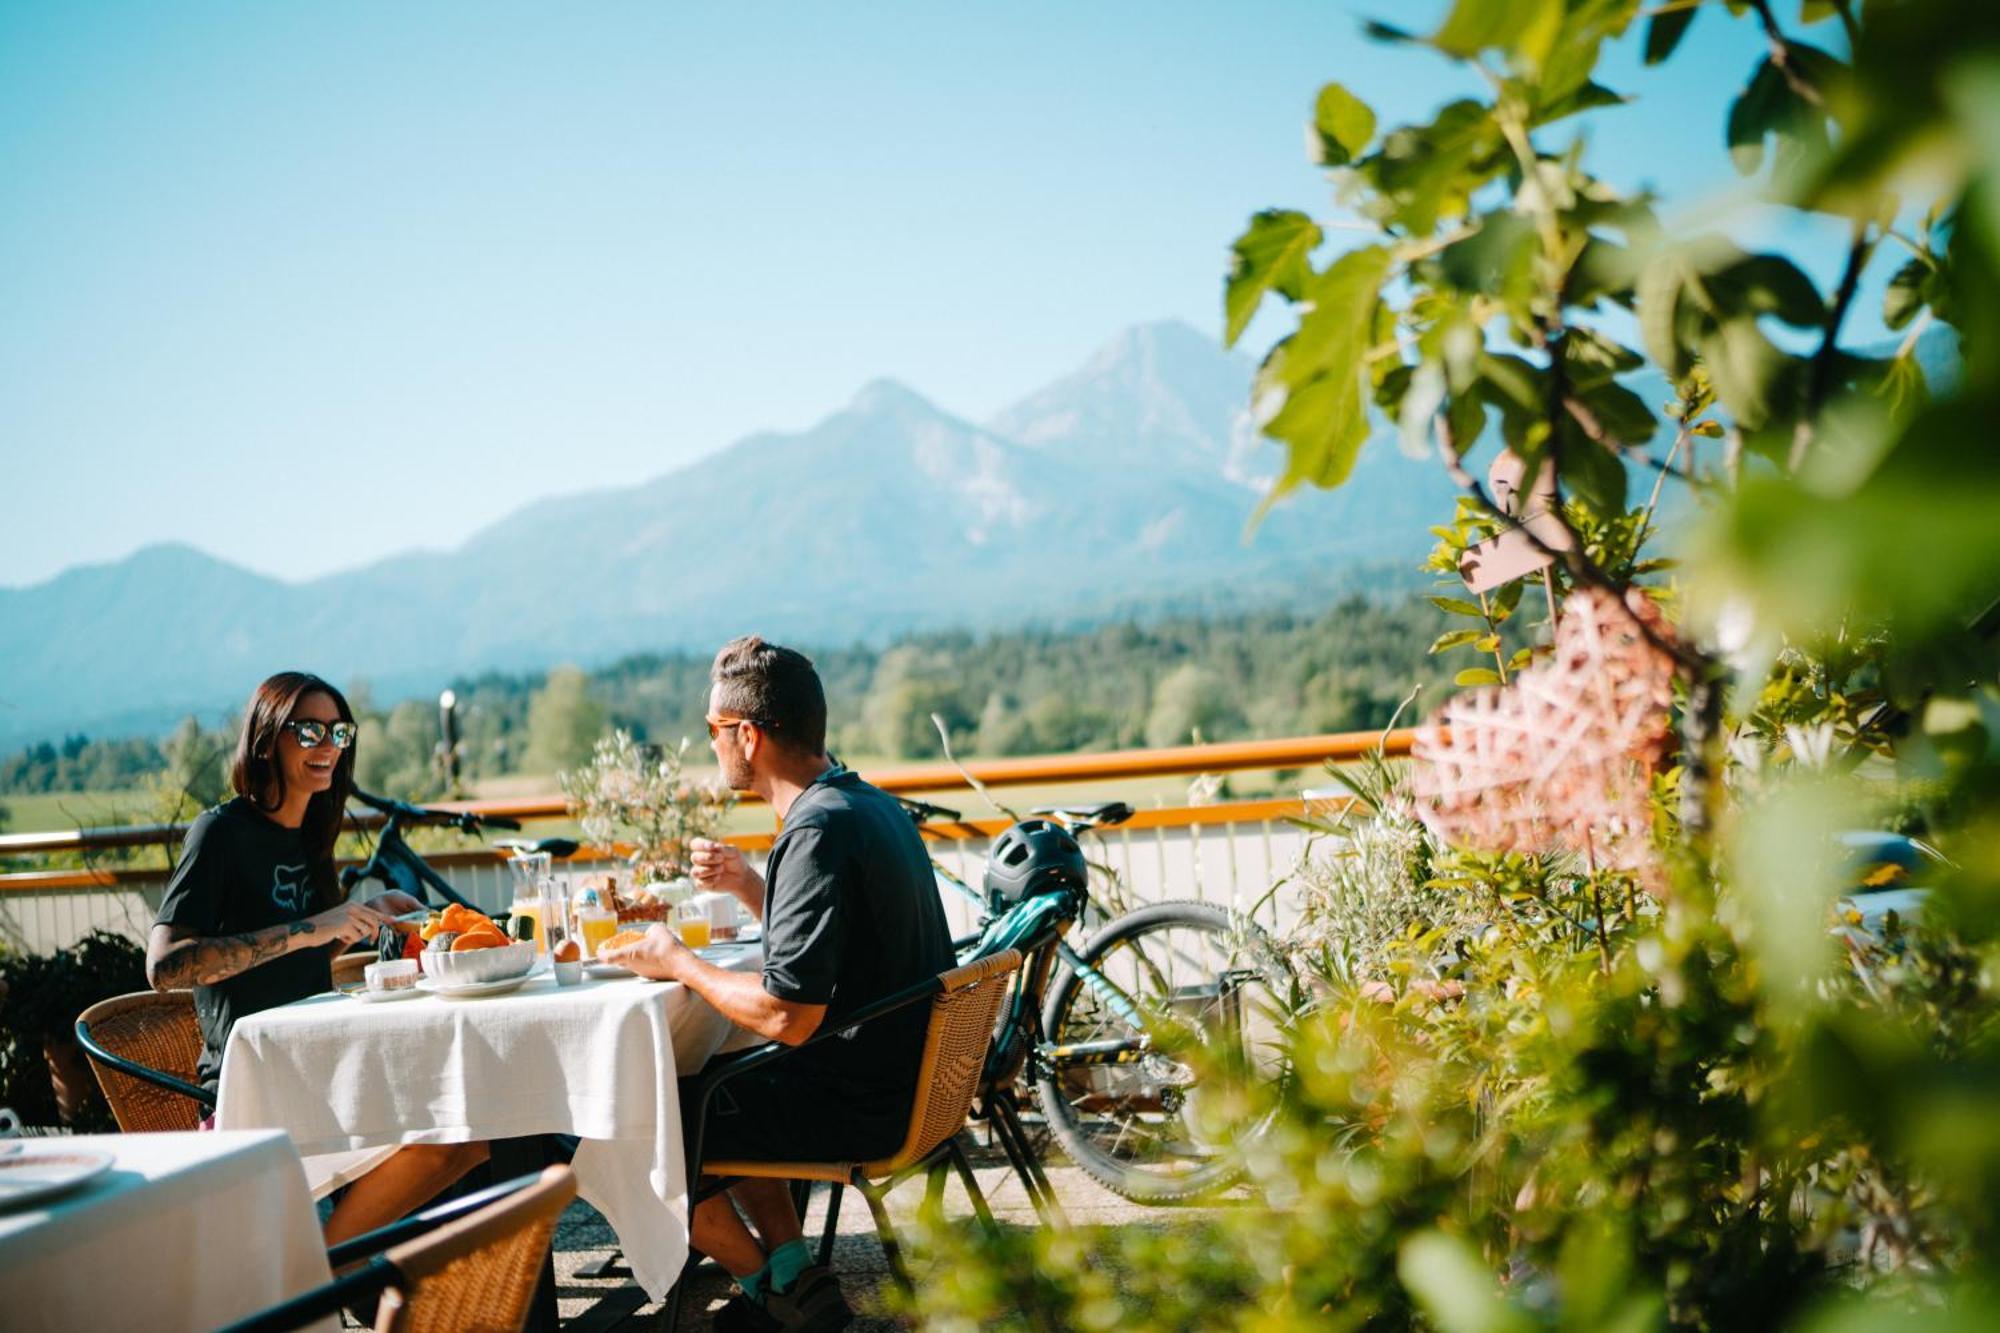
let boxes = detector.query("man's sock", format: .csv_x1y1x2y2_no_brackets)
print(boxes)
767,1239,814,1293
736,1260,773,1303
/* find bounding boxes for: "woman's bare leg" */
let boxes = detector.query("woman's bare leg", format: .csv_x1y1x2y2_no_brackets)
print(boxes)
323,1142,491,1245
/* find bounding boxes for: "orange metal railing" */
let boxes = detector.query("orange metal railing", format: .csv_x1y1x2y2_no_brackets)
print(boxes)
0,728,1414,893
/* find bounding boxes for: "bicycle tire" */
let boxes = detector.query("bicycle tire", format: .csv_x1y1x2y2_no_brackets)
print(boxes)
1036,899,1295,1204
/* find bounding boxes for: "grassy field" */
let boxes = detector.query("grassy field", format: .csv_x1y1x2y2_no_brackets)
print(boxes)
1,788,159,833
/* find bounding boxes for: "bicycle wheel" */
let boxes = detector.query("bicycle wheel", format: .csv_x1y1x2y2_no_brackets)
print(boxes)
1036,899,1295,1203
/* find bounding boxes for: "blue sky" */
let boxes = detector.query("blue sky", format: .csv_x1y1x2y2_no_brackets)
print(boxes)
0,1,1870,589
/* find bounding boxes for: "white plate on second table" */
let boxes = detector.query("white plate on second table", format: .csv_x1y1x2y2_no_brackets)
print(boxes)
416,974,535,999
0,1148,114,1211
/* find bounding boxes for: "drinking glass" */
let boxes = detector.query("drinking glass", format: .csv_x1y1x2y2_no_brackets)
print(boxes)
673,898,712,949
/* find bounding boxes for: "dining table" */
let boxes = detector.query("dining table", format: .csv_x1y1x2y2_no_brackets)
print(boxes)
0,1128,335,1332
214,940,765,1320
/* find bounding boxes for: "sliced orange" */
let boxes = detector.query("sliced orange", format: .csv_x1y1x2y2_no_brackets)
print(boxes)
450,929,510,952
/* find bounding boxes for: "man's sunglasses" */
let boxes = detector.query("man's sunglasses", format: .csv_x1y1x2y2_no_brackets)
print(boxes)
283,719,358,750
705,714,773,739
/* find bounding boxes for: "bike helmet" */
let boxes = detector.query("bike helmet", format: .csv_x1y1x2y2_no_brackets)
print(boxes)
983,818,1088,912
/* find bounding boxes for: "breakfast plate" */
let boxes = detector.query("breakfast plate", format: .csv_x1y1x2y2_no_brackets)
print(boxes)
583,961,635,980
416,974,535,999
0,1148,114,1211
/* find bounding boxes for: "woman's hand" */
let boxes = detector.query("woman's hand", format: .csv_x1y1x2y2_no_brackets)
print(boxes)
690,838,763,902
311,901,393,947
601,923,691,982
364,890,425,917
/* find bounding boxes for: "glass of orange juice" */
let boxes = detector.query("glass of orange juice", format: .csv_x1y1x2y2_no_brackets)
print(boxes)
578,906,619,958
674,899,712,949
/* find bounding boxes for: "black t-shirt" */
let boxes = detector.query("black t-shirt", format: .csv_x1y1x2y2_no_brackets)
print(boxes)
760,768,954,1106
154,797,334,1093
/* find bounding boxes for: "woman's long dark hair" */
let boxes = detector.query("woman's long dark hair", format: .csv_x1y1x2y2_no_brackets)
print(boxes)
231,671,355,913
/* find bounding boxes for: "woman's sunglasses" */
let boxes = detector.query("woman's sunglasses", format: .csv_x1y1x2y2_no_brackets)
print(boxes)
283,719,358,750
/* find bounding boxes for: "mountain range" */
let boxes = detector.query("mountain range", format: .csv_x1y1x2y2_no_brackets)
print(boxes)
0,321,1460,750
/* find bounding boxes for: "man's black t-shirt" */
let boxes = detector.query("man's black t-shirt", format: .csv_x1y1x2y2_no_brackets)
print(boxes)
154,797,333,1093
760,768,954,1112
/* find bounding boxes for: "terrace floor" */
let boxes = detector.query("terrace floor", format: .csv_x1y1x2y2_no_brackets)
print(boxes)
357,1141,1172,1330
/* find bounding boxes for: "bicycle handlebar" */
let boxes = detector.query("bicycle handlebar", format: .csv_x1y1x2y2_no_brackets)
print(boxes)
349,788,520,834
893,794,964,825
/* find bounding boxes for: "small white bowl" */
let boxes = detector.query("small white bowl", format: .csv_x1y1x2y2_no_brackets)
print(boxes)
420,941,536,985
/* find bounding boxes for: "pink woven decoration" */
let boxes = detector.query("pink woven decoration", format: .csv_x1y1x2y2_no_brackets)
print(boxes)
1410,587,1677,888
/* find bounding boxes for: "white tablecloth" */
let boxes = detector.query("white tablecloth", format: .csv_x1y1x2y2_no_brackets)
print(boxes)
216,946,761,1300
0,1129,333,1332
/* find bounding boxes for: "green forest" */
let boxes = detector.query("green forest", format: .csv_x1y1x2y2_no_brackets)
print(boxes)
0,593,1450,814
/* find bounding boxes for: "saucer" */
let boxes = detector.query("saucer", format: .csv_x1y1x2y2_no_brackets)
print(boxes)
416,974,534,999
583,961,634,980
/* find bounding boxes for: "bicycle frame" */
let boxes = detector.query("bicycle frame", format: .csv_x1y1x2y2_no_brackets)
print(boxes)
936,845,1156,1077
339,811,479,909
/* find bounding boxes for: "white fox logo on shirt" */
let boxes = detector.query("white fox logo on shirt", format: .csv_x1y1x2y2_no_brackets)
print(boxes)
271,863,311,914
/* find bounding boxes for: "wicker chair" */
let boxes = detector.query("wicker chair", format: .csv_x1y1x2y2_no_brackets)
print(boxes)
219,1165,575,1333
75,989,214,1130
670,949,1023,1325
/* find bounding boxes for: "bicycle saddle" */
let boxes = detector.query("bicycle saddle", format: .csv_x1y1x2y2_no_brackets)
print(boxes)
1032,801,1135,829
495,837,581,860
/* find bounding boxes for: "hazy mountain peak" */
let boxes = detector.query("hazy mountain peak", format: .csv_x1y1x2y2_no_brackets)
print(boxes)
1082,317,1225,375
0,320,1445,750
848,377,939,417
987,319,1256,476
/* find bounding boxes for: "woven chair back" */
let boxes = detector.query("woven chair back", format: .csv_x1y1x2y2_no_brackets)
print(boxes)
77,990,207,1132
860,948,1022,1177
374,1165,576,1333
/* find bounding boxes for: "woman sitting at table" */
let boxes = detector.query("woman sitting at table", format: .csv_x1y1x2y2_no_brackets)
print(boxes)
146,670,488,1244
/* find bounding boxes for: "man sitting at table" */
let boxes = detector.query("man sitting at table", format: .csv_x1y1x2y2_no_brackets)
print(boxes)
605,636,953,1333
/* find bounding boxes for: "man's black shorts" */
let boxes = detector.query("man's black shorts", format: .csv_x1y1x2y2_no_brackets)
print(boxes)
679,1063,912,1170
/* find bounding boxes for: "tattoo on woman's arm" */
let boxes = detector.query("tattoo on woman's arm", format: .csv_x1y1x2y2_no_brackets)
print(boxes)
153,919,317,989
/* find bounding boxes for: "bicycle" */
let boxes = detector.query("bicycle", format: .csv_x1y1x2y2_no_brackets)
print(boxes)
904,794,1299,1207
339,787,578,910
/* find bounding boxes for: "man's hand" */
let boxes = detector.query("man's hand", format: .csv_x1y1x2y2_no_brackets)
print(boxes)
601,923,692,982
364,890,425,917
690,838,764,904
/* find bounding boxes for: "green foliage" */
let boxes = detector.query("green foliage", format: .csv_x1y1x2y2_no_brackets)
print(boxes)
908,3,2000,1331
521,664,607,776
0,930,146,1130
353,698,450,802
557,730,732,882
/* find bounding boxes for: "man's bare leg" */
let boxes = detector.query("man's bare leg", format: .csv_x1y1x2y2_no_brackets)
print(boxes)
323,1142,490,1245
692,1187,770,1277
731,1178,806,1251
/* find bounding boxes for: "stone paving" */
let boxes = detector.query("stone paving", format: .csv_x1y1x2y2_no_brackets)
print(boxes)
541,1147,1166,1331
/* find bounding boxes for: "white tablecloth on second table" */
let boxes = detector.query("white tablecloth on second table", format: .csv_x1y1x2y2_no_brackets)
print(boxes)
0,1129,333,1332
215,945,761,1300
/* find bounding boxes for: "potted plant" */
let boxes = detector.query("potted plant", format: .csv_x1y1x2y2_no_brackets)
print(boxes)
559,730,735,889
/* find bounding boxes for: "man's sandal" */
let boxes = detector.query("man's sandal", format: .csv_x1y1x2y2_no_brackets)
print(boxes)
764,1264,854,1333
